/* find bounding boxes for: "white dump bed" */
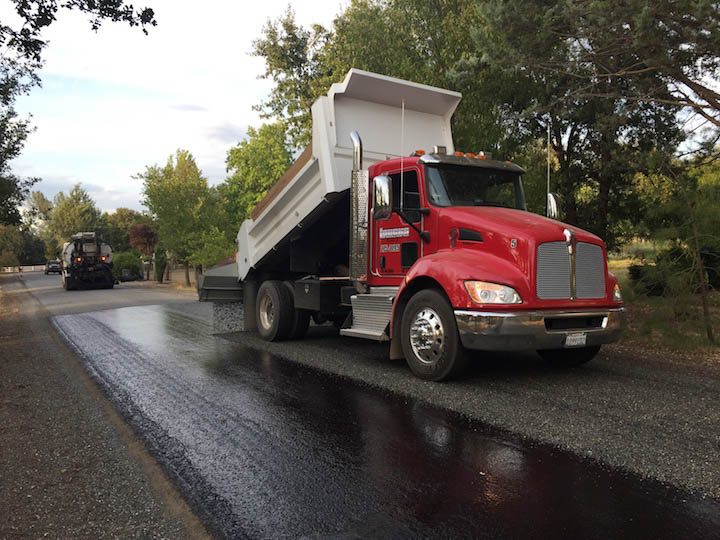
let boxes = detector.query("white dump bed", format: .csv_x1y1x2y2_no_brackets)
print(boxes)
236,69,461,280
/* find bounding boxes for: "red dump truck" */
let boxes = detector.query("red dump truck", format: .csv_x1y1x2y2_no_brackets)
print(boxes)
215,69,625,380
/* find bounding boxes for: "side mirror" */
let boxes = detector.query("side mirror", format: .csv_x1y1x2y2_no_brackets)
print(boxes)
373,175,393,220
547,192,561,220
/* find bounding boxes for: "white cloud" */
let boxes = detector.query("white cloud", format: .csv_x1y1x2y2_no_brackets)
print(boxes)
6,0,347,212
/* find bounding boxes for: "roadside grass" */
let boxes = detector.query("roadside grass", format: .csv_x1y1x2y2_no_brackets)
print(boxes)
608,258,720,356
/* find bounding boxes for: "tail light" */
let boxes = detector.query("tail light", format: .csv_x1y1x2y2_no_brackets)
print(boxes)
75,256,83,263
101,255,107,262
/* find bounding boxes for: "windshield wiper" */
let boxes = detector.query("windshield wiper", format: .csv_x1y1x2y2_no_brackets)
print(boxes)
473,200,509,208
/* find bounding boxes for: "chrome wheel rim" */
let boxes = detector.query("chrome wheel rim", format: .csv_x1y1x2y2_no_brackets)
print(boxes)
409,307,445,364
258,293,274,330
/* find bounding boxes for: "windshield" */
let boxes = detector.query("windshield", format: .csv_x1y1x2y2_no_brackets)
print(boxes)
425,164,526,210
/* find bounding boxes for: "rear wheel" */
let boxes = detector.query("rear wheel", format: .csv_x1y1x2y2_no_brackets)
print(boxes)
537,345,601,367
401,289,468,381
283,281,310,339
256,280,294,341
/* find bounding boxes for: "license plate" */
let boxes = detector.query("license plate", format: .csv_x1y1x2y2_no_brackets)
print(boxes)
565,332,587,348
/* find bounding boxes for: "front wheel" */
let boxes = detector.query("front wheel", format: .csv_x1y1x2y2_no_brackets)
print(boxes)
537,345,601,367
401,289,468,381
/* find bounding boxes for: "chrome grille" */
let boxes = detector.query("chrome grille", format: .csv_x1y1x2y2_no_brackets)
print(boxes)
576,242,606,298
536,242,571,299
536,241,606,300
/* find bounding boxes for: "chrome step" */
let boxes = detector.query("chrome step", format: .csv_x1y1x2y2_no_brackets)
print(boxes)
339,292,395,341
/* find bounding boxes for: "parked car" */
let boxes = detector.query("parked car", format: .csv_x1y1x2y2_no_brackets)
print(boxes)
45,260,61,274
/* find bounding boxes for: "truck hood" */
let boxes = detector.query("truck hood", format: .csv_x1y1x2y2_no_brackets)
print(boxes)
439,206,603,246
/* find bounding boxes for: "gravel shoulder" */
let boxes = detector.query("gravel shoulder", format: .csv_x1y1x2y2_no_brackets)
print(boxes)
0,274,208,538
216,306,720,500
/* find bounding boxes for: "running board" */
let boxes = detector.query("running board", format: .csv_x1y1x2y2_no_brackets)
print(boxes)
340,292,395,341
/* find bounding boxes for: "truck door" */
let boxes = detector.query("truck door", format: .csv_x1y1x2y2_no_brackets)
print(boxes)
371,169,423,281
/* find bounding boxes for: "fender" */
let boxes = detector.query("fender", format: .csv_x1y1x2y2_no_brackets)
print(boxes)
388,249,529,358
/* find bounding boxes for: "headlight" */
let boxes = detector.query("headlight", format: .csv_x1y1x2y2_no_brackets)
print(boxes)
613,283,623,302
465,281,522,304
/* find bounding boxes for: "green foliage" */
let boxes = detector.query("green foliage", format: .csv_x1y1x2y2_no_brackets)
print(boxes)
20,229,46,264
187,226,234,269
220,122,293,229
48,184,102,243
140,150,209,262
100,207,147,252
253,2,522,155
480,0,720,136
154,248,167,282
111,251,143,280
251,0,685,248
0,224,23,266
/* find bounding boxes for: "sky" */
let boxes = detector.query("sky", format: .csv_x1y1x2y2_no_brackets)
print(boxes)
5,0,347,212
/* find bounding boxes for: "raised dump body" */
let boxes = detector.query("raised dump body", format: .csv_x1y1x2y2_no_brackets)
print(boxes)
236,69,461,280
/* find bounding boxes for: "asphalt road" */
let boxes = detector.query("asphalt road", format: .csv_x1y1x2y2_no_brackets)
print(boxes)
23,272,717,538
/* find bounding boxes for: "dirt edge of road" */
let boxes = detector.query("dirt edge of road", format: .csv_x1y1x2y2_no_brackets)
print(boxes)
0,274,210,538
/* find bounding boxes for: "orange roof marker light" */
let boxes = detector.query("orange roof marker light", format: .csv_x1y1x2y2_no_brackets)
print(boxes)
453,151,464,157
414,149,426,156
465,152,477,158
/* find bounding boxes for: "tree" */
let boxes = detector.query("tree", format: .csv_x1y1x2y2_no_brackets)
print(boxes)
252,2,516,154
48,184,101,242
0,62,38,225
220,122,293,230
101,207,147,252
187,226,234,270
634,155,719,344
252,0,682,245
140,150,210,287
0,224,23,266
479,0,720,149
24,190,53,227
1,1,155,64
463,0,684,243
252,8,330,149
128,222,157,280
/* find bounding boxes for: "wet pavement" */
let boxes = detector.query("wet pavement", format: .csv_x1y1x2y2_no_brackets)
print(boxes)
52,304,720,538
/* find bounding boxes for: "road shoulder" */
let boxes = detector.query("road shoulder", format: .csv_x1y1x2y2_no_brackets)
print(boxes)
0,274,209,538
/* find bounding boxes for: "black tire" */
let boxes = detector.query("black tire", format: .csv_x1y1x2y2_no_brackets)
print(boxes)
256,280,294,341
63,275,75,291
283,281,310,339
537,345,601,367
401,289,468,381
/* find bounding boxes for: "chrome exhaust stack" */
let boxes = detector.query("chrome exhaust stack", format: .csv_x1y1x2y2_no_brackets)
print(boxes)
349,130,369,285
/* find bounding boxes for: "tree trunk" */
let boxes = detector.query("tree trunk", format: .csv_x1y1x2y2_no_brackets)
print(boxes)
691,217,716,344
184,261,190,287
165,262,171,281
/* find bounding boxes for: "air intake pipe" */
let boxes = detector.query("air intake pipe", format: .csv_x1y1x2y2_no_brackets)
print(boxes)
349,130,368,287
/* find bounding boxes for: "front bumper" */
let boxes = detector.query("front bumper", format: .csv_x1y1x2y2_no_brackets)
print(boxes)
455,308,626,351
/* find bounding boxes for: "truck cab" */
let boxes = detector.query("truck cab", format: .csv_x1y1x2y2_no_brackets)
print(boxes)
358,150,624,379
